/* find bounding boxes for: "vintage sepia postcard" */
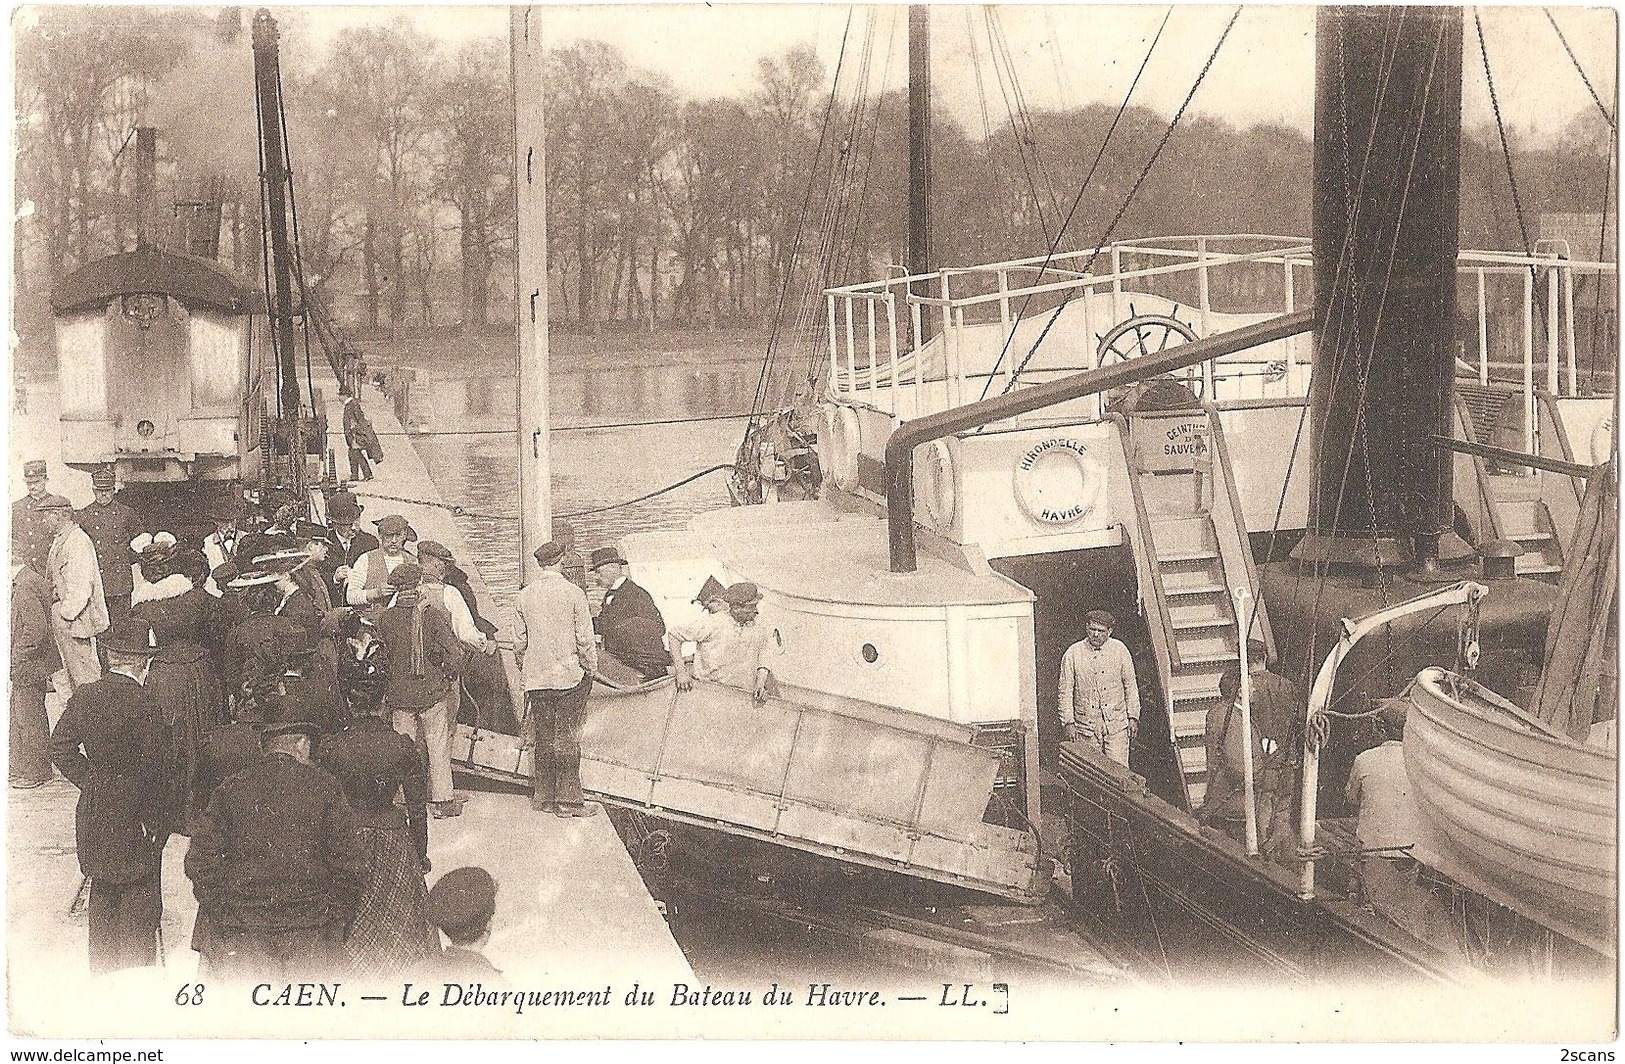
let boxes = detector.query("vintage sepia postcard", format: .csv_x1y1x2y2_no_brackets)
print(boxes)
5,1,1618,1049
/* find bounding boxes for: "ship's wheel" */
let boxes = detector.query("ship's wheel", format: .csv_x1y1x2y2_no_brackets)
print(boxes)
1095,308,1203,400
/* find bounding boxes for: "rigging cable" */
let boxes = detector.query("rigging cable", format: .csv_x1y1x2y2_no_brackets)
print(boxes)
1473,9,1534,257
973,6,1175,401
1543,8,1616,130
989,7,1069,238
744,5,856,427
982,7,1060,245
995,7,1234,398
966,8,1024,250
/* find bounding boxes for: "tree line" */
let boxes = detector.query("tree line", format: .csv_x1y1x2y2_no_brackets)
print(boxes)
14,7,1616,338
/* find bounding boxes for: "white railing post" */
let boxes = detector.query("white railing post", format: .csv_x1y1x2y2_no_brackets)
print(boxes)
1546,265,1560,395
1476,269,1489,386
1284,258,1299,396
998,269,1014,396
851,294,864,401
827,294,841,399
1235,588,1259,858
941,272,959,409
886,291,901,418
1523,269,1536,457
1562,266,1578,397
866,297,878,407
1197,236,1214,399
1110,244,1123,325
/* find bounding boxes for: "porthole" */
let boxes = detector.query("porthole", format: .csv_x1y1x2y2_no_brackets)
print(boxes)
860,643,879,664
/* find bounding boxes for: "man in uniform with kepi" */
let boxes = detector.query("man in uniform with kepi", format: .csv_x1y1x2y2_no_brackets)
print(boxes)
12,459,54,575
42,493,109,694
512,540,597,817
76,466,139,622
49,617,170,974
1058,609,1140,769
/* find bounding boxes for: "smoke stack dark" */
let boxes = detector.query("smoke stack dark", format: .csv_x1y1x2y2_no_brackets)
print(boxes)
1292,6,1465,572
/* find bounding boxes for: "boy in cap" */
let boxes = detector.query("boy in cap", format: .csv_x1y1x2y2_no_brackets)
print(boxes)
49,618,169,973
346,514,417,609
12,459,53,574
41,494,109,694
187,698,365,982
427,867,503,982
665,581,778,703
76,467,138,621
512,541,597,816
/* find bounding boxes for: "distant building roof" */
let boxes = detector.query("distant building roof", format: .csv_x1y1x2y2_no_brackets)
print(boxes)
50,247,257,315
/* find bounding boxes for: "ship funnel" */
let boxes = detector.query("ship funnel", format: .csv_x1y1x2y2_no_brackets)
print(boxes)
1293,6,1467,574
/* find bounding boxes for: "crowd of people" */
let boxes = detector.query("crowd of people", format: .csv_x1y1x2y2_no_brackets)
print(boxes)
12,458,784,984
12,461,518,983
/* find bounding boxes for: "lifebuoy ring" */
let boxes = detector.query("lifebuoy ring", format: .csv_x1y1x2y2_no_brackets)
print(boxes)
916,439,957,529
1590,413,1613,465
821,404,862,491
1014,438,1104,525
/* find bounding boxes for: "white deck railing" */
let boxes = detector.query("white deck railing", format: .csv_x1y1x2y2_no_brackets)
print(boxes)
826,235,1616,432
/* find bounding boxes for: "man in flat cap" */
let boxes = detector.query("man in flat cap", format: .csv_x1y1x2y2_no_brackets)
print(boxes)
75,467,139,623
590,546,667,683
666,581,778,703
428,867,503,982
513,541,597,816
375,563,464,816
49,618,169,973
185,697,364,982
417,540,511,731
42,494,109,694
1059,609,1140,770
346,514,417,610
12,459,54,575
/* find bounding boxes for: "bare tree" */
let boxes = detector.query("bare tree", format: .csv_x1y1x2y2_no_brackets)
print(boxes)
432,37,513,329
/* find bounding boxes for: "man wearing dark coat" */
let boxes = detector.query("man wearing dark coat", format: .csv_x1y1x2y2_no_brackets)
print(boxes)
75,467,139,622
48,618,170,973
590,546,668,682
319,493,378,599
12,459,54,575
11,559,59,788
184,699,365,982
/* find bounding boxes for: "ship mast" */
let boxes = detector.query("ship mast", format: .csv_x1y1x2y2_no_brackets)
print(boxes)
513,7,552,577
908,6,934,343
251,9,306,499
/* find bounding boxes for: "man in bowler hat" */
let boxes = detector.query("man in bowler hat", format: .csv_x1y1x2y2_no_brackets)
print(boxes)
512,541,597,817
590,545,668,683
49,618,169,973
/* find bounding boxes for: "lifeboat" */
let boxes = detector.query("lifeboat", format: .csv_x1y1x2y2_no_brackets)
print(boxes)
1404,667,1617,957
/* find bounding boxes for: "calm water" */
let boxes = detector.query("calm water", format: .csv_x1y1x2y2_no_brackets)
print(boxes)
411,362,758,616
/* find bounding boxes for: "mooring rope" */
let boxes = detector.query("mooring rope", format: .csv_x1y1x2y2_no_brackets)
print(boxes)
347,463,733,523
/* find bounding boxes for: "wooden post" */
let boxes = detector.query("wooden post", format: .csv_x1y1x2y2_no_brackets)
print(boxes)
513,7,551,580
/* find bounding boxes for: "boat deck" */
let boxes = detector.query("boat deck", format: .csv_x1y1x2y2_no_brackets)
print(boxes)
675,501,1031,608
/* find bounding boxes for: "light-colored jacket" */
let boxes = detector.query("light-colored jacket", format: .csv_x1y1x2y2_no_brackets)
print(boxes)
1058,636,1140,732
344,547,416,606
48,523,110,638
512,570,596,691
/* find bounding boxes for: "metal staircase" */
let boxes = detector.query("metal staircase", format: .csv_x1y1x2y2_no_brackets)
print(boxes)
1114,405,1275,812
1453,386,1565,580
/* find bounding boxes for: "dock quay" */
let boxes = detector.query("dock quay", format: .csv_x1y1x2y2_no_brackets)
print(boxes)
6,372,692,1039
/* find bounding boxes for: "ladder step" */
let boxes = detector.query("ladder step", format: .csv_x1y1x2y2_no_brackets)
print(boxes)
1513,532,1553,544
1164,583,1227,597
1172,616,1230,631
1516,562,1562,576
1157,549,1220,564
1177,651,1239,667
